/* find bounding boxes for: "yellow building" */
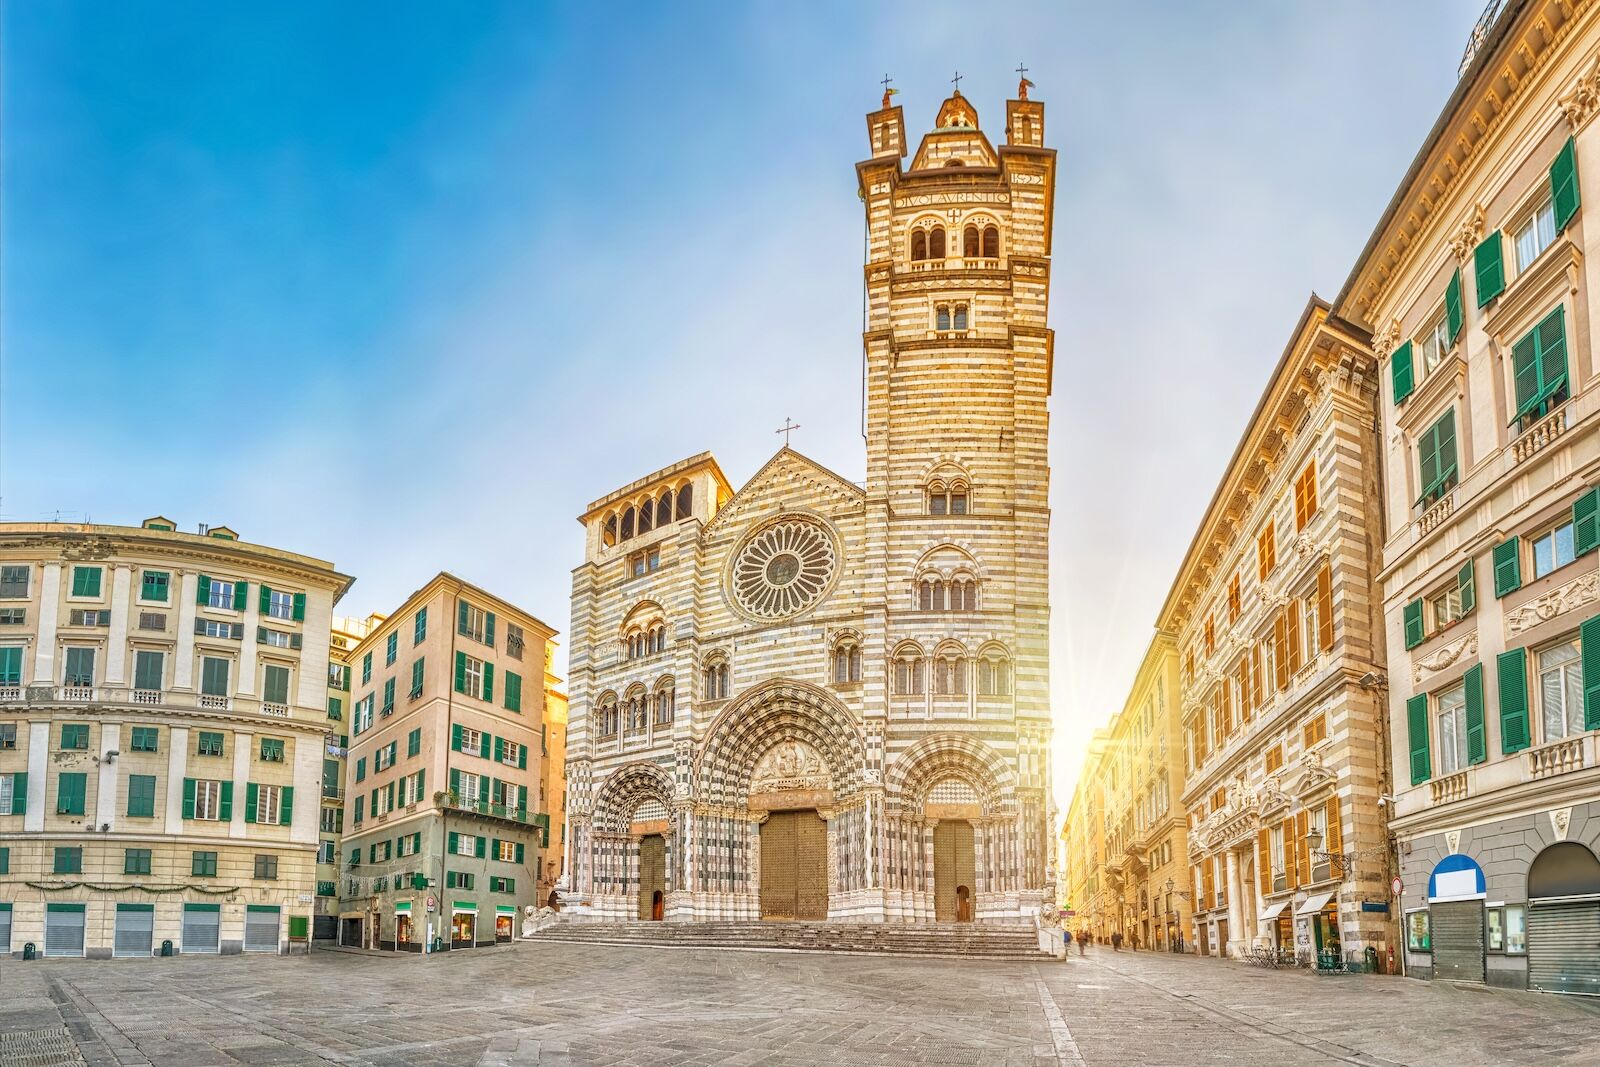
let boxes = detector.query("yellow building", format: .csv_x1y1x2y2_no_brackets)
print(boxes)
335,573,557,951
1334,0,1600,994
540,643,567,909
1061,730,1108,940
316,614,371,938
0,519,350,957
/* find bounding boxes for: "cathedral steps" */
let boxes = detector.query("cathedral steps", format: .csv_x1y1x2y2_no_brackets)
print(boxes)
522,920,1058,961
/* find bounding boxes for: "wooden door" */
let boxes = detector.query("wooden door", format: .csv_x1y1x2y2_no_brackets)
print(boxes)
761,810,828,920
934,820,976,921
637,834,666,921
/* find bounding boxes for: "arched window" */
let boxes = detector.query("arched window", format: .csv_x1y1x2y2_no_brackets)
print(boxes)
934,655,965,695
620,507,635,541
944,158,964,167
978,655,1012,696
936,305,951,331
654,687,674,725
659,490,673,525
919,580,935,611
911,230,927,261
963,225,980,257
832,641,862,684
949,485,969,514
929,227,946,259
927,480,970,514
894,652,925,695
983,226,999,258
953,304,968,330
952,579,976,611
626,694,647,734
703,660,729,700
602,515,618,547
639,498,654,534
598,696,619,737
676,484,693,520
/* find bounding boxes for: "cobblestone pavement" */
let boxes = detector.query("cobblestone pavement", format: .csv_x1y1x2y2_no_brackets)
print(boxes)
2,942,1599,1067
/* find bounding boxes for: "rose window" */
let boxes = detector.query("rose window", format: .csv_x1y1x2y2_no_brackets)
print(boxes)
730,519,838,619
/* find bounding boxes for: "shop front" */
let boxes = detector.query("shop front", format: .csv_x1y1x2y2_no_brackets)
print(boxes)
395,902,417,952
495,905,516,943
1427,854,1488,984
450,903,477,949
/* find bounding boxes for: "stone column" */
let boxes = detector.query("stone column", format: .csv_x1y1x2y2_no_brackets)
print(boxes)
32,562,61,684
106,566,132,685
1225,848,1244,956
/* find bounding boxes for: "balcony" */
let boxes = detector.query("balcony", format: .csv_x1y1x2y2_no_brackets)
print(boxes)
321,785,344,801
261,702,289,718
1528,736,1587,779
1511,404,1568,465
1416,491,1455,537
0,683,310,723
1430,770,1468,805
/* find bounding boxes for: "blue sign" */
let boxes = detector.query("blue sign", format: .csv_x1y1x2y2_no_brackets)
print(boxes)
1427,853,1486,902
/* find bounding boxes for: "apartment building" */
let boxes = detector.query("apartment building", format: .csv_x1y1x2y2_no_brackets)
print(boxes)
1334,0,1600,994
336,573,556,951
1157,300,1395,967
540,645,568,909
315,615,368,938
0,519,350,957
1061,729,1109,942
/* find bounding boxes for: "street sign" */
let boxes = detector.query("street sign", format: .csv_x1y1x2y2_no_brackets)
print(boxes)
297,893,313,904
1391,876,1402,897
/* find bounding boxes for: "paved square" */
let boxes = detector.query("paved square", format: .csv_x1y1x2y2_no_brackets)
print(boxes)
2,943,1598,1066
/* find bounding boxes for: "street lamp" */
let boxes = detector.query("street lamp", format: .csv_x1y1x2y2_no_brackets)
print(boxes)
1305,826,1386,876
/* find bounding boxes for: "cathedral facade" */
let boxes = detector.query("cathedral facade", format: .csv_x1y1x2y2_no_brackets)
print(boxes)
562,85,1055,924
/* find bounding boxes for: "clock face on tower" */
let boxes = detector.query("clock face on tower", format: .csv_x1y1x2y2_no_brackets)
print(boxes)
728,516,839,621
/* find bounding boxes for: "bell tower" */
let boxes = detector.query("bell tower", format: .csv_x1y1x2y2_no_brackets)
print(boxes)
855,78,1057,892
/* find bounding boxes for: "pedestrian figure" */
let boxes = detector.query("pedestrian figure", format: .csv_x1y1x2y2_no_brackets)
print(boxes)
1062,929,1072,953
1111,931,1123,951
1078,930,1088,956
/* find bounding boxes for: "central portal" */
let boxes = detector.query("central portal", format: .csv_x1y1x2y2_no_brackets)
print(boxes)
934,819,976,922
637,834,666,921
760,809,828,920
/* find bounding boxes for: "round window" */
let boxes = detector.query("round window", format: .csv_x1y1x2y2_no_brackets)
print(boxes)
730,519,838,620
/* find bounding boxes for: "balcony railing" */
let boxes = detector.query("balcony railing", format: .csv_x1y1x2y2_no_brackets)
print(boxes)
1416,491,1455,537
1528,736,1587,779
0,683,312,722
1430,770,1468,805
1511,404,1568,465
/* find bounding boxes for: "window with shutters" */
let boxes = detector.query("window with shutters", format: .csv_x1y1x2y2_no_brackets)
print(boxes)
1302,714,1327,749
262,665,290,706
0,723,15,750
1264,744,1283,774
55,846,83,874
200,656,231,697
254,854,279,879
1227,574,1240,623
129,726,158,753
207,580,235,610
1436,683,1469,775
139,570,169,603
1257,522,1276,580
70,566,102,598
197,732,225,757
1415,408,1458,508
1269,825,1286,892
259,737,285,763
460,655,484,699
125,847,151,874
1431,585,1464,630
385,632,398,666
1509,307,1569,431
1537,639,1585,742
267,590,294,620
0,565,28,598
194,779,224,820
1531,519,1576,580
1203,614,1214,656
1293,461,1318,530
460,604,487,643
1418,310,1451,378
60,723,89,750
192,851,217,877
454,833,478,857
1513,192,1557,273
63,648,95,688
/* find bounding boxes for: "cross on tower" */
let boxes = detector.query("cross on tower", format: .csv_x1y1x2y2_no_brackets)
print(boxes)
1015,62,1028,80
951,70,963,92
881,73,893,93
776,418,802,447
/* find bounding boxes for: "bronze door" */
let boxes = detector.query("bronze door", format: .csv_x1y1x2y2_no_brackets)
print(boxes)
934,820,976,921
637,834,666,921
761,810,828,920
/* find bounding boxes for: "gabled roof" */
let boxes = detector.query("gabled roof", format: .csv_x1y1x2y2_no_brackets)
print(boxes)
701,446,864,538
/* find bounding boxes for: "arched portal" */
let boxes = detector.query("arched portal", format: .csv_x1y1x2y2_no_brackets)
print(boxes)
588,761,676,922
1527,842,1600,995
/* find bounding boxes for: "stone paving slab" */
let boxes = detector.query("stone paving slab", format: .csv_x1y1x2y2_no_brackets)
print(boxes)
2,942,1598,1066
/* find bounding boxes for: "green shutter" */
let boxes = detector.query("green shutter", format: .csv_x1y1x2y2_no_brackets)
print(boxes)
416,767,425,797
292,592,306,622
515,842,525,864
219,781,233,821
1510,308,1570,424
448,831,459,854
446,871,457,889
481,732,493,760
483,663,494,703
1575,488,1600,556
1445,267,1464,345
233,581,248,611
245,782,259,824
1403,599,1425,650
1582,615,1600,731
10,772,23,815
1391,341,1414,405
518,744,527,771
1474,231,1505,307
475,835,486,859
517,784,527,813
280,786,293,825
1406,694,1430,785
494,736,505,762
454,651,467,694
1552,135,1581,231
183,777,196,819
1493,538,1521,597
449,768,461,796
451,723,463,751
1458,559,1476,616
485,612,496,647
1464,664,1487,766
479,774,489,803
197,575,211,605
1416,410,1458,506
259,585,272,614
1498,648,1531,754
458,599,469,635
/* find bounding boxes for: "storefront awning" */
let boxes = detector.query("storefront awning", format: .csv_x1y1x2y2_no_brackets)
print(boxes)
1297,891,1335,916
394,902,412,913
1259,900,1290,920
452,901,478,913
496,905,516,915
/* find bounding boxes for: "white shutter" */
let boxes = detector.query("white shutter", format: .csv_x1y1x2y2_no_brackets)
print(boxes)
243,909,279,953
1528,900,1600,996
1430,900,1485,983
44,908,86,957
0,909,11,953
181,906,220,954
113,908,154,957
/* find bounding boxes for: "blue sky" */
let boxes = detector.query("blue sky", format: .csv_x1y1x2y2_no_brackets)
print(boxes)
1,2,1483,806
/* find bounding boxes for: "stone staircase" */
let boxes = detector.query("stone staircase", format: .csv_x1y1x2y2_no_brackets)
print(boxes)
523,920,1059,961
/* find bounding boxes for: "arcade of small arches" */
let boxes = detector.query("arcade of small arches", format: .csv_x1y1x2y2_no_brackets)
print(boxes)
600,481,694,547
893,642,1012,698
925,479,969,515
909,217,1002,263
592,679,677,740
569,684,1044,924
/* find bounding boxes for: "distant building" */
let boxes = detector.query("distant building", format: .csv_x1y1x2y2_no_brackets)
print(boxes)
540,645,568,909
335,573,556,951
1061,730,1109,941
0,519,351,957
316,614,370,938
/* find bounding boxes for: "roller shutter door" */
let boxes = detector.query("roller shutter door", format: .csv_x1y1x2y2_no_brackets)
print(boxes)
0,906,11,954
113,906,154,957
182,905,220,954
243,908,280,953
44,905,86,957
1430,900,1484,983
1528,899,1600,996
